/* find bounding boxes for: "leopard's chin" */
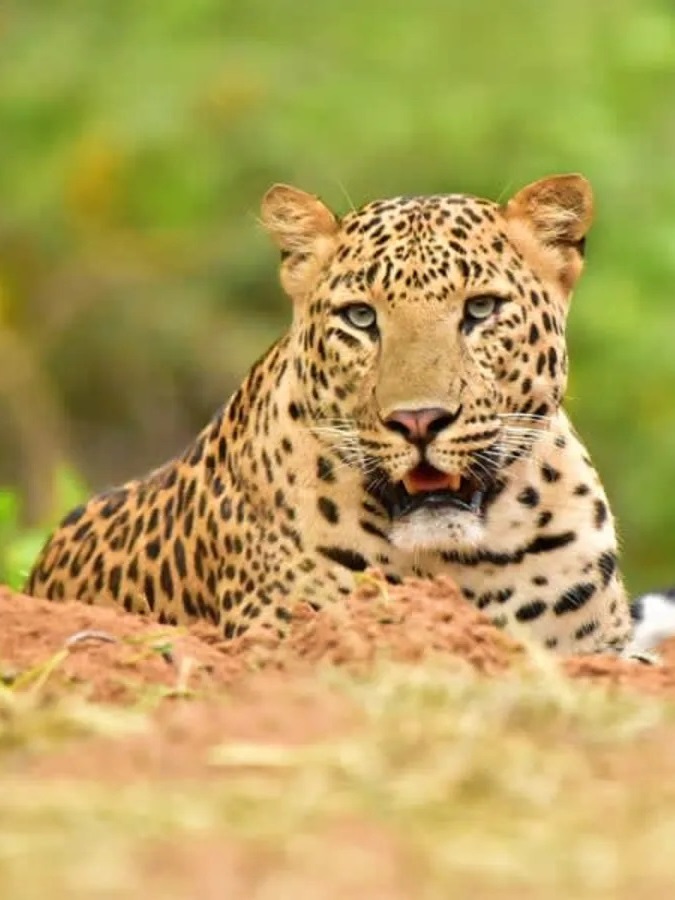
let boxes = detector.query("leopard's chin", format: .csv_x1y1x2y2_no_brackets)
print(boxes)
388,504,487,554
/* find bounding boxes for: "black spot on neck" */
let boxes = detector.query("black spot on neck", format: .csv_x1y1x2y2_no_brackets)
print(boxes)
517,486,540,508
515,600,547,622
593,499,608,529
317,497,340,524
553,581,596,616
318,546,369,572
524,531,575,554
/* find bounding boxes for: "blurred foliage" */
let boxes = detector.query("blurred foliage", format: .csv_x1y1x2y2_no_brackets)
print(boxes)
1,0,675,591
0,467,87,589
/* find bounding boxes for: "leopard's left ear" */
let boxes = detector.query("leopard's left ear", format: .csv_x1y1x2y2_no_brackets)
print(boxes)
261,184,339,300
504,174,594,290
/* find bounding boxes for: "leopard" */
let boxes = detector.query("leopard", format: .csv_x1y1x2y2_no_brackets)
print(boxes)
26,173,660,657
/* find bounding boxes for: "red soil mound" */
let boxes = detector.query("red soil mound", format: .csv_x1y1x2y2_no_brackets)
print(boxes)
2,575,675,703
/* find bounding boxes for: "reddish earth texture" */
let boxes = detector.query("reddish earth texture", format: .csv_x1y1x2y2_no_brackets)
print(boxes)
2,573,675,783
3,575,675,897
3,575,675,712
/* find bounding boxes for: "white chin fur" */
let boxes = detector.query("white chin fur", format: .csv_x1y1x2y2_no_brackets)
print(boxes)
390,509,484,553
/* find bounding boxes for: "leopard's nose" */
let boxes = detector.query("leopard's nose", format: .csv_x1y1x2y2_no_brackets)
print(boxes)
383,406,462,445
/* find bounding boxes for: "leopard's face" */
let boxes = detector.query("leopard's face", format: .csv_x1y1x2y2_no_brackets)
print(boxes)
263,176,592,552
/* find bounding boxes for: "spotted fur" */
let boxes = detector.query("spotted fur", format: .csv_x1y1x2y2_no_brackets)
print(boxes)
27,175,638,654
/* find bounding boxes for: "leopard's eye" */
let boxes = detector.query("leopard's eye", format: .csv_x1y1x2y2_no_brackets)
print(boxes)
464,295,499,321
340,303,378,330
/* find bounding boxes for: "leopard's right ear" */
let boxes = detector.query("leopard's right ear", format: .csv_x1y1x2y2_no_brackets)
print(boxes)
261,185,339,299
261,184,338,252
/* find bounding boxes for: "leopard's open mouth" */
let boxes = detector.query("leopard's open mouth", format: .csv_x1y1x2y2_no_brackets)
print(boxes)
370,462,491,520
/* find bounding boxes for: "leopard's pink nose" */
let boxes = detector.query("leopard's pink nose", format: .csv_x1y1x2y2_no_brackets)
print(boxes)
383,406,462,444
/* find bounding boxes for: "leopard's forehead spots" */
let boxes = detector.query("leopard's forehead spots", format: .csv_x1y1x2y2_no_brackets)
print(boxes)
342,194,499,236
332,194,519,303
342,194,499,245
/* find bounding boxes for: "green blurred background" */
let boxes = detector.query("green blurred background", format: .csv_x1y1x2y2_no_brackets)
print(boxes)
1,0,674,593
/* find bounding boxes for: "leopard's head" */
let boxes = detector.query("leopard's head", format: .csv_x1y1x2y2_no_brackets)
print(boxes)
261,174,593,551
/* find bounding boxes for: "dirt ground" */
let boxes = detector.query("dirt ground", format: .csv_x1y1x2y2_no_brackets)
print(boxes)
3,575,675,898
3,575,675,711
